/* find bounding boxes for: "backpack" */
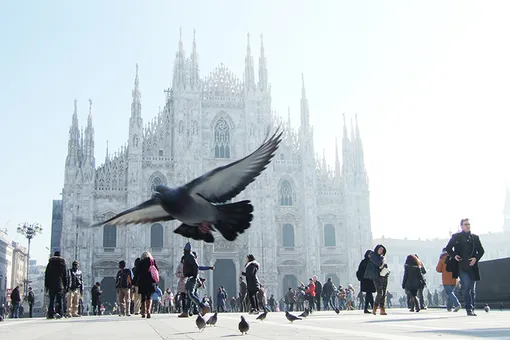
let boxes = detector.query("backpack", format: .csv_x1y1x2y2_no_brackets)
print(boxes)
149,259,160,283
116,269,132,289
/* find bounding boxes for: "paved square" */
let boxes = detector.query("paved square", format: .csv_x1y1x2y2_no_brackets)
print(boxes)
1,309,509,339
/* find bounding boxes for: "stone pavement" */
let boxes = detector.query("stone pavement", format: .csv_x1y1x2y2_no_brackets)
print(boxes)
1,308,509,339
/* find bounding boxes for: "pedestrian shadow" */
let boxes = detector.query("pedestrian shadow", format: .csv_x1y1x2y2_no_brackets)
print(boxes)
366,317,447,323
416,328,510,338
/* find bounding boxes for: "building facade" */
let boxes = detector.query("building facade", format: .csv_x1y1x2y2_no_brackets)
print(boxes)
56,31,373,306
0,230,10,305
0,231,28,304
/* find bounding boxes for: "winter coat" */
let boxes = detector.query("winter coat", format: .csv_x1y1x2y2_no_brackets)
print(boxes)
436,252,457,286
44,256,68,292
10,287,21,303
242,260,260,292
306,282,316,297
68,269,84,292
402,264,424,291
314,280,322,296
322,280,334,297
132,266,139,286
183,252,199,278
364,244,388,281
357,251,376,293
175,262,187,293
137,257,158,295
445,231,485,281
91,285,102,305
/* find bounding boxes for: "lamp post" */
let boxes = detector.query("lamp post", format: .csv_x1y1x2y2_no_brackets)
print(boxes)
17,222,43,295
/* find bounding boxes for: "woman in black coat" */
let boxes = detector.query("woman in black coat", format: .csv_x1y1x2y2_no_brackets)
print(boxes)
402,254,425,312
242,254,260,314
137,251,159,318
356,250,376,313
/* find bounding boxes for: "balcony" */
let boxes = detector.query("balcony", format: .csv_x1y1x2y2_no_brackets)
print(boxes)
95,247,123,258
320,246,343,256
278,246,303,255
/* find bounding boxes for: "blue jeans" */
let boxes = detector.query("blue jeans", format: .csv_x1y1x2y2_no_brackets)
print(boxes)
10,303,19,318
458,270,476,312
443,284,460,309
185,278,204,311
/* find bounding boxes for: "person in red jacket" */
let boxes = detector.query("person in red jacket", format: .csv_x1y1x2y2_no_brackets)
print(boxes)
305,278,316,312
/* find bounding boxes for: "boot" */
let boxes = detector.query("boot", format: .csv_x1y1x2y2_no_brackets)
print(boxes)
372,303,378,315
413,297,420,312
141,301,146,318
380,306,387,315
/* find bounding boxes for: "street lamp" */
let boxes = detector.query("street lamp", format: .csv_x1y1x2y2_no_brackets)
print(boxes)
17,222,42,295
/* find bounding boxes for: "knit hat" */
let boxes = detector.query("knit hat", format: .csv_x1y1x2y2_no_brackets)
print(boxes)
184,242,192,251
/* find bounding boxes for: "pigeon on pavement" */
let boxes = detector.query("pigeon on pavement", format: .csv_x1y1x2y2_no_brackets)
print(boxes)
92,128,283,243
196,314,206,331
256,310,268,321
238,315,249,334
206,312,218,326
484,304,490,313
285,311,302,323
299,308,309,318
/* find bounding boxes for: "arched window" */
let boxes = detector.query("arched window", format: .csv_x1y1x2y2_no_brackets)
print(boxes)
103,225,117,248
282,223,295,247
150,176,163,192
279,180,293,206
151,223,164,248
324,224,336,247
214,118,230,158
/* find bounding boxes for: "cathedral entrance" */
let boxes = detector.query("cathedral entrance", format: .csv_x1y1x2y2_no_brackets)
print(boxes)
100,277,116,312
282,274,298,296
213,259,236,304
325,273,340,287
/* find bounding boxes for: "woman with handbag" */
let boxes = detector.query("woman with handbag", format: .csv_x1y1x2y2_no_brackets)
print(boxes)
402,254,425,312
363,244,390,315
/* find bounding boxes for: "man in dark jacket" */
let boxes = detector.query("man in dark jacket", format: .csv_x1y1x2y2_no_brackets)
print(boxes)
445,218,485,316
131,258,141,315
67,260,83,317
44,250,68,319
182,242,211,316
313,275,322,311
27,287,35,317
239,277,248,312
10,286,21,318
91,282,102,315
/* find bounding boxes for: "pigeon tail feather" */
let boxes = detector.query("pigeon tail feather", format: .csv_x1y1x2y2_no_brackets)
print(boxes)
214,200,254,241
174,223,215,243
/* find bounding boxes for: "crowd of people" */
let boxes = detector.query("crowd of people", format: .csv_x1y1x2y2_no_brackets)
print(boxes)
0,217,486,321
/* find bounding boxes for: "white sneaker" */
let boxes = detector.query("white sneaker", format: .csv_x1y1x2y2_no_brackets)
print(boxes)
454,305,461,312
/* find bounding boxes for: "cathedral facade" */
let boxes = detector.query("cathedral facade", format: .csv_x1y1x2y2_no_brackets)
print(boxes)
56,31,373,306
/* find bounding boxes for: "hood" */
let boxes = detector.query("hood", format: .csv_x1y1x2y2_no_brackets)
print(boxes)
245,260,259,269
49,256,66,265
364,250,371,259
374,244,387,256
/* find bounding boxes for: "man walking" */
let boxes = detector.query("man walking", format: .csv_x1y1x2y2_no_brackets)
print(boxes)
44,250,67,319
445,218,485,316
67,260,83,317
27,287,35,317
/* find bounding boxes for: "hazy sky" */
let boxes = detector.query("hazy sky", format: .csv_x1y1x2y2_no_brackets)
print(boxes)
1,1,510,265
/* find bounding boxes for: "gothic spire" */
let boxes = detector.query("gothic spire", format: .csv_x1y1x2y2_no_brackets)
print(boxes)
105,140,110,163
258,33,268,92
131,63,141,119
84,98,95,168
300,74,310,128
66,99,81,168
244,33,256,92
172,27,186,90
341,113,352,177
190,28,200,90
354,114,366,173
335,136,340,178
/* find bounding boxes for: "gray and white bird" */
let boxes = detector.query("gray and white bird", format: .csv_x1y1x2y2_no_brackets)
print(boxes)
92,128,283,242
484,304,490,313
206,311,218,326
256,310,268,321
285,311,302,323
196,314,206,331
238,315,249,334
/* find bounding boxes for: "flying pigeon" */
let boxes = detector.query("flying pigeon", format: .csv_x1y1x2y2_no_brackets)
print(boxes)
196,314,206,331
285,311,302,323
238,315,249,334
256,310,268,321
484,304,490,313
206,311,218,326
92,128,283,242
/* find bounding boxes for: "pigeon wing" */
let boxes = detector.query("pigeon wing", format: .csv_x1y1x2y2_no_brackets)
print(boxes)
91,197,175,226
184,127,283,203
